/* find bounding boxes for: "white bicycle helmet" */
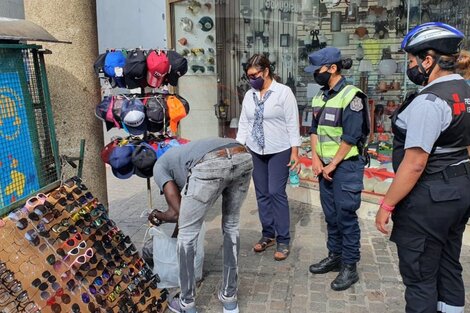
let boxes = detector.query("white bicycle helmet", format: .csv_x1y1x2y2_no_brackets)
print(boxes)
401,22,464,55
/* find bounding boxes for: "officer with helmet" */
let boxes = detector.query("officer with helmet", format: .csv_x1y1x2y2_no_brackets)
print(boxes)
307,47,370,291
375,22,470,313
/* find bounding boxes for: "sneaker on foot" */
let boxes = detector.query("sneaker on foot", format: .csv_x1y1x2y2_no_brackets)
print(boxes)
168,293,198,313
218,291,239,313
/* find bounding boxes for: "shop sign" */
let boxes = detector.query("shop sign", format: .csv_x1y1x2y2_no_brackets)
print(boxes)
264,0,301,13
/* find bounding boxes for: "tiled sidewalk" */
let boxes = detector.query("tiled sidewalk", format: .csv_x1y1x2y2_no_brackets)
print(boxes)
105,170,470,313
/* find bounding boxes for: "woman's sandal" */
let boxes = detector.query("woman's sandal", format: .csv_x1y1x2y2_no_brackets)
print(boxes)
274,243,290,261
253,237,275,252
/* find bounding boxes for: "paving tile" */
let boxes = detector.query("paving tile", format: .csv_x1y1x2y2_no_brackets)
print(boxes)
106,169,470,313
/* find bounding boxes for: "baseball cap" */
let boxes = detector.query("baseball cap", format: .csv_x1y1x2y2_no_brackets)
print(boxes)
156,138,181,159
124,49,147,89
120,98,147,135
95,96,116,131
147,50,170,88
198,16,214,32
131,143,157,178
108,145,135,179
112,97,125,125
93,52,108,77
100,138,122,164
104,51,126,87
304,47,342,73
165,51,188,87
145,96,166,133
165,95,188,133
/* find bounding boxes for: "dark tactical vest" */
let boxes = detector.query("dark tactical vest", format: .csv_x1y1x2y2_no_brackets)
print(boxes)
392,79,470,174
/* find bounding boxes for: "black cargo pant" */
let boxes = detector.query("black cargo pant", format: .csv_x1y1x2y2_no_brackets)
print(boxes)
390,172,470,313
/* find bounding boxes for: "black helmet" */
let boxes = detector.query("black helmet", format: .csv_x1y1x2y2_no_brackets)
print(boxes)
401,22,464,55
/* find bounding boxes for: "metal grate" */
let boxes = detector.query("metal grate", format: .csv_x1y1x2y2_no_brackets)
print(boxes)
0,44,59,216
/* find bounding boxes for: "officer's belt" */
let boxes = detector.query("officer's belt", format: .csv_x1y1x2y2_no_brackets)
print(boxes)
198,145,247,164
420,162,470,181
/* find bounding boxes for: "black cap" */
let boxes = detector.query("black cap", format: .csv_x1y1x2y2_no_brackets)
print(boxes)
93,52,108,76
131,143,157,178
165,51,188,87
124,49,147,89
146,96,166,133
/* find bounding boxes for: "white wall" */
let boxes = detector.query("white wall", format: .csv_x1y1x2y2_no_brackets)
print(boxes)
0,0,24,18
96,0,167,53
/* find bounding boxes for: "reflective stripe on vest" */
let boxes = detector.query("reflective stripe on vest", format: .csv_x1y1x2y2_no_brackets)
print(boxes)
312,85,361,163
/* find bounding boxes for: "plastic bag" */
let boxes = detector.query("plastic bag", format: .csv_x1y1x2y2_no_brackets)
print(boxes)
141,236,154,269
150,222,206,289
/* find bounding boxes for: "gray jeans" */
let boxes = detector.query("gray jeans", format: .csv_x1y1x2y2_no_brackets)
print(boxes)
177,151,253,309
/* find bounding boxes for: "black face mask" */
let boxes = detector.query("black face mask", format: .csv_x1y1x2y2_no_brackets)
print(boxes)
406,65,427,86
314,71,331,87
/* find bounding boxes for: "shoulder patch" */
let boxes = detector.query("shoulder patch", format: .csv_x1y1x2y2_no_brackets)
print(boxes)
425,93,438,102
349,97,363,112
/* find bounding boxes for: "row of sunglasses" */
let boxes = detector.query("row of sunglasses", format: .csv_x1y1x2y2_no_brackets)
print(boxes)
0,261,41,313
2,177,167,313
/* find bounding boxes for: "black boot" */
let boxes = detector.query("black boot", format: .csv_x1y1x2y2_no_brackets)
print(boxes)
309,253,341,274
331,263,359,291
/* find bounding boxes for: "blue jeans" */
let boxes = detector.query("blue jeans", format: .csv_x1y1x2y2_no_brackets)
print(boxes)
177,152,253,310
251,148,291,244
319,158,364,264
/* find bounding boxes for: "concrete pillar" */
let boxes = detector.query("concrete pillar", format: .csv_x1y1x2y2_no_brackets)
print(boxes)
24,1,108,204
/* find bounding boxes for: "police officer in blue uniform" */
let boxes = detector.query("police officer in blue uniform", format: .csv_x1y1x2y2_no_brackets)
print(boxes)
307,47,370,291
376,22,470,313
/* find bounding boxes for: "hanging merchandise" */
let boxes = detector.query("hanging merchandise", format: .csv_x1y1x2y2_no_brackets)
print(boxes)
180,17,194,32
104,50,127,88
240,6,252,23
94,93,191,136
121,98,148,136
378,47,397,76
285,72,296,95
102,135,189,180
164,50,189,87
373,21,390,39
330,11,342,32
147,50,170,89
353,26,369,40
93,49,188,89
186,0,202,15
355,43,364,61
123,49,148,89
197,16,214,32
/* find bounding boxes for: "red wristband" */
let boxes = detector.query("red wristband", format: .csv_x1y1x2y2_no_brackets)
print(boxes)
379,198,395,212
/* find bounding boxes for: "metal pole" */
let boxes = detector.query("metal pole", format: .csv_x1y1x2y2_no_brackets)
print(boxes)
77,139,85,179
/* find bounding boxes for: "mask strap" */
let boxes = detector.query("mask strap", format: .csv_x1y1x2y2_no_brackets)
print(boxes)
417,56,437,85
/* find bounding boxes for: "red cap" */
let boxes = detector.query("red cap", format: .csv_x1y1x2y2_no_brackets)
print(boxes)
100,139,120,164
147,50,170,88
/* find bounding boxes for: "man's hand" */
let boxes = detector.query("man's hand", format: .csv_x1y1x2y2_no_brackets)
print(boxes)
375,207,391,235
322,163,336,181
312,156,323,178
148,209,165,226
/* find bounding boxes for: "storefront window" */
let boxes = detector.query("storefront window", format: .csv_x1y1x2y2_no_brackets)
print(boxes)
168,0,470,195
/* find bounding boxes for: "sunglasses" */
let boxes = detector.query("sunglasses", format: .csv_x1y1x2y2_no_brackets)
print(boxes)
33,204,48,217
24,193,47,210
247,69,263,80
47,189,66,205
16,218,28,230
70,248,94,268
51,218,71,233
25,229,40,246
63,232,82,246
64,240,87,259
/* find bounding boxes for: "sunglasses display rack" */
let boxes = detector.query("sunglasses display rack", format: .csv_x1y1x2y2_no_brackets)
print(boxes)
0,176,168,313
